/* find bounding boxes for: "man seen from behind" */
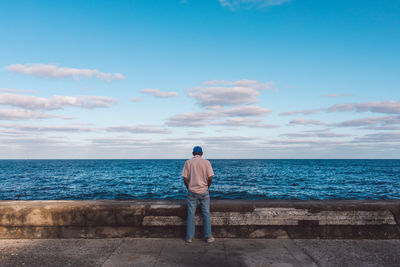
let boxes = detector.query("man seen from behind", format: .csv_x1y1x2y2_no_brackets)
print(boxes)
181,146,215,243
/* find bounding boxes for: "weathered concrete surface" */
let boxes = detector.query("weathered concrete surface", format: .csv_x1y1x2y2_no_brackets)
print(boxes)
294,239,400,267
1,238,400,267
0,200,399,239
0,239,121,266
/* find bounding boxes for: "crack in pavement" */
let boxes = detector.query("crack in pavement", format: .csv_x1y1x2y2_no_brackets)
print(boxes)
100,239,125,267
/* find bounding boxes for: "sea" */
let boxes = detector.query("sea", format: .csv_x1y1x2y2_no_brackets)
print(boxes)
0,159,399,200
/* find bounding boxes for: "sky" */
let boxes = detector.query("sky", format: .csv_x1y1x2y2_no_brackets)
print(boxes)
0,0,399,159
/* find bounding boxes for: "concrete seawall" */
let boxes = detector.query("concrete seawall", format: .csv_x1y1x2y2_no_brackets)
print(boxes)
0,200,399,239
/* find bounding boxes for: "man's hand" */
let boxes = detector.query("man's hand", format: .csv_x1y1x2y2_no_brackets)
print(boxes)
183,176,189,190
208,176,213,188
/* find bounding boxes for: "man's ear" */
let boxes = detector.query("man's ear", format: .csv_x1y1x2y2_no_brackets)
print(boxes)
200,152,203,156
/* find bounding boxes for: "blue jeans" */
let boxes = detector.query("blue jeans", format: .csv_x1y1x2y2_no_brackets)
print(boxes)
186,189,212,240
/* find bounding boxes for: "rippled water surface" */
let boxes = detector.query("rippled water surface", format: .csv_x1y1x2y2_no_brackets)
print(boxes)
0,159,399,200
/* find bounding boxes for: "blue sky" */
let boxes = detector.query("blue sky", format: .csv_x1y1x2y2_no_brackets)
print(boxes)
0,0,399,158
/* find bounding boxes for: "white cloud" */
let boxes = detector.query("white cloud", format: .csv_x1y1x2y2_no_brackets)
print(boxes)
1,130,399,158
0,136,73,146
279,108,321,116
0,109,51,120
187,130,204,135
203,79,275,90
219,0,292,10
360,126,400,131
216,128,240,132
328,101,400,114
88,137,152,146
201,136,260,144
0,93,117,110
105,125,171,134
215,117,278,128
332,116,400,127
288,119,326,126
0,123,93,132
140,88,179,98
352,132,400,143
5,63,125,82
264,138,343,146
162,136,260,146
189,86,258,106
87,138,185,152
0,123,173,135
0,129,34,137
188,79,274,107
112,73,126,81
166,111,219,127
281,131,351,138
166,105,274,128
167,79,275,128
0,88,37,94
222,105,272,117
280,101,400,116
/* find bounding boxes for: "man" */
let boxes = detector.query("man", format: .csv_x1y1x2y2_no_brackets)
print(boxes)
181,146,215,243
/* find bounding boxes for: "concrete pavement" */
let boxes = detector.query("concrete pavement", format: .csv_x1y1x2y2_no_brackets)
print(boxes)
0,238,399,267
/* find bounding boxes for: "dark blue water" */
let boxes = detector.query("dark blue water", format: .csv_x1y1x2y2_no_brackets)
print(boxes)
0,159,399,200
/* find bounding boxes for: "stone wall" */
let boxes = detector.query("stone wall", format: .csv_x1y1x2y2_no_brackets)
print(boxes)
0,200,399,239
